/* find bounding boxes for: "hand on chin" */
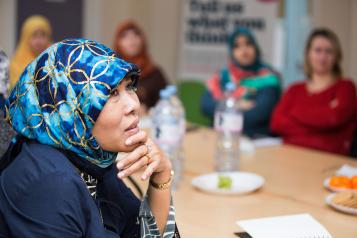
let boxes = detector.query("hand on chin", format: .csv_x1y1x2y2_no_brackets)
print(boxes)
118,129,148,153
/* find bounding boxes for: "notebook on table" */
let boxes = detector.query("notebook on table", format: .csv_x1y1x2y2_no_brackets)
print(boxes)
236,213,332,238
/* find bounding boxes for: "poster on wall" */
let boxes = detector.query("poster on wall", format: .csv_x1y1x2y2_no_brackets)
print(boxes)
177,0,278,81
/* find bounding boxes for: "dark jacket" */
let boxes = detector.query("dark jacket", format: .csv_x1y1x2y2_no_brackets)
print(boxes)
0,139,141,238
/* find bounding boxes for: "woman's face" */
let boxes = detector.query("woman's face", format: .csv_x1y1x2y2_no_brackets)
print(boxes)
232,35,256,66
308,36,336,76
29,29,50,56
92,77,140,153
117,29,143,57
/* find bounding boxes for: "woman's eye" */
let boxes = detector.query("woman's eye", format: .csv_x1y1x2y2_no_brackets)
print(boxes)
126,83,137,92
111,89,119,97
314,47,322,53
126,78,138,92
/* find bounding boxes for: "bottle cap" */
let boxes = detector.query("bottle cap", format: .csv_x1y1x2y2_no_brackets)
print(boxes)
159,89,171,99
166,85,177,95
225,82,236,92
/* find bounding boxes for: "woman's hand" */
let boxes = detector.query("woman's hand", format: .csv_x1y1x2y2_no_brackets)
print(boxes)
116,130,172,181
238,99,255,110
117,132,173,236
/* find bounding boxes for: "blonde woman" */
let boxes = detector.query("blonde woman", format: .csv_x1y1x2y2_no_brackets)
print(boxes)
271,28,357,155
9,15,52,89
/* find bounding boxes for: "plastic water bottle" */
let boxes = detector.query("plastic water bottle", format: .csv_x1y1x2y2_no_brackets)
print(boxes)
151,88,185,189
214,82,243,172
166,85,186,141
165,85,186,185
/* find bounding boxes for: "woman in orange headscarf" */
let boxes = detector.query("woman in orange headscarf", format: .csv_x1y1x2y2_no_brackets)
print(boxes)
113,20,168,112
9,15,52,90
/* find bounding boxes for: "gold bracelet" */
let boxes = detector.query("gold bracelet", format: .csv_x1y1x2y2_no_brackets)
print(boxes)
149,170,174,190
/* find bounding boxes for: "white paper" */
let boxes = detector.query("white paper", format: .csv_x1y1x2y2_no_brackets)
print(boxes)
236,214,332,238
252,137,282,148
240,138,255,153
336,164,357,177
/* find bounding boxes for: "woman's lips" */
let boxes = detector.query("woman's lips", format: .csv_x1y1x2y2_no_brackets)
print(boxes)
125,119,140,136
125,125,139,136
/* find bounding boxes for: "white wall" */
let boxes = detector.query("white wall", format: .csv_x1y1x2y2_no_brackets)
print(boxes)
84,0,182,83
0,0,16,57
348,1,357,84
311,0,357,83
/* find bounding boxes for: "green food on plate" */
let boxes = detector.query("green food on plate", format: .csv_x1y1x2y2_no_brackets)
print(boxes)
218,175,233,189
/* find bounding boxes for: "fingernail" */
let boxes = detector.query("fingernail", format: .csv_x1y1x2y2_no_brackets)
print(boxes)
117,163,123,169
141,174,147,180
125,139,132,145
118,172,125,178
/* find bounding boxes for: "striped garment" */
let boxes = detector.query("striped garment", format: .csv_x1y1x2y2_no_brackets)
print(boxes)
140,196,176,238
80,172,177,237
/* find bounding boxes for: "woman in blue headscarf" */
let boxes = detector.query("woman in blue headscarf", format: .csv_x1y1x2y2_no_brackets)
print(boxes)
201,27,281,138
0,39,177,237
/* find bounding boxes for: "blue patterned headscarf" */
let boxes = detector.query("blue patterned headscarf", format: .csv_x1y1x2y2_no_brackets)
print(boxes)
5,38,139,169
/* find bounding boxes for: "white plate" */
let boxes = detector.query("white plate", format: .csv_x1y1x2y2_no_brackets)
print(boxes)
325,193,357,215
191,171,264,195
323,177,357,193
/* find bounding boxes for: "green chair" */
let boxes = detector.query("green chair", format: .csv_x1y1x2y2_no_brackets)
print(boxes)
177,80,212,127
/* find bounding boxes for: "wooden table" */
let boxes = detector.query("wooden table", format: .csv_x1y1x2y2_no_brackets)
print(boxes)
128,128,357,237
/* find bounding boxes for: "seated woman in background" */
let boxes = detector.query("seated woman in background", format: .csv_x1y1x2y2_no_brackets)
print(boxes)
201,27,281,138
0,49,9,110
9,15,52,90
270,28,357,155
113,21,168,114
0,39,176,237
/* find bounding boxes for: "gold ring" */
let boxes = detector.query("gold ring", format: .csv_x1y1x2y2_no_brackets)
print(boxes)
146,153,152,164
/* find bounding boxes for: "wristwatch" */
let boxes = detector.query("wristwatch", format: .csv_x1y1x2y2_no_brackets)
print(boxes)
150,170,174,190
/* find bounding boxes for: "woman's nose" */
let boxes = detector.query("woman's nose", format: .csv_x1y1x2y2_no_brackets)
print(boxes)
123,92,140,115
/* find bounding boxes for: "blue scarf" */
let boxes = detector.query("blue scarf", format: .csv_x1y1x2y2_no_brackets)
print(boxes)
5,38,139,171
227,27,266,72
